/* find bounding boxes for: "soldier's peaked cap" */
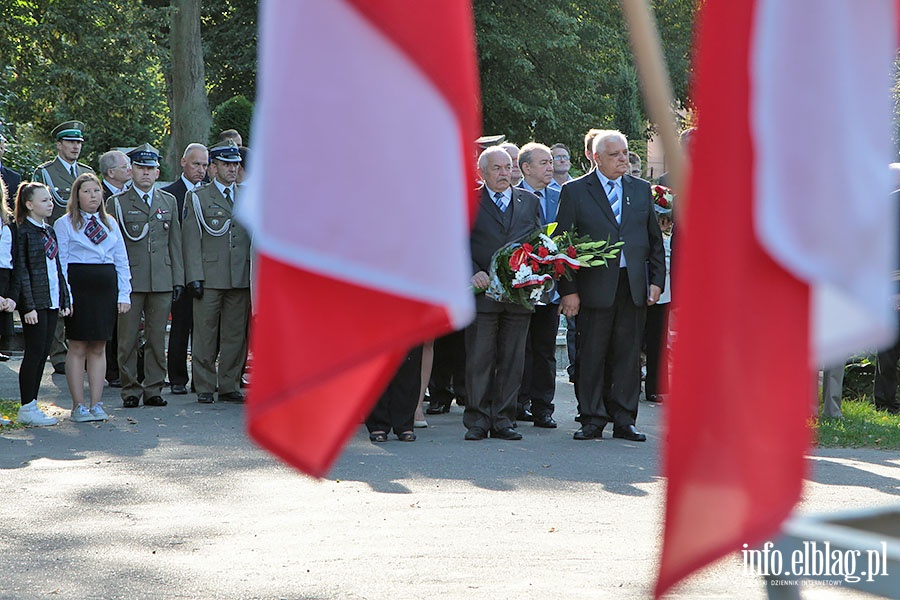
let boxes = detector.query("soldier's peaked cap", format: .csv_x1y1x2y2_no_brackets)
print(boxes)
52,120,85,141
209,141,242,163
127,143,161,167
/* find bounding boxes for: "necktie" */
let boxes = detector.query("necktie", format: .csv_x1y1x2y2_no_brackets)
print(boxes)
84,215,108,244
70,165,77,179
42,229,58,260
143,193,151,206
607,181,621,224
535,189,546,222
493,191,506,213
224,187,232,202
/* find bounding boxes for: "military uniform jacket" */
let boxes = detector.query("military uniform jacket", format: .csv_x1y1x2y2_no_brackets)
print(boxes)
182,182,251,289
32,158,95,223
108,187,184,293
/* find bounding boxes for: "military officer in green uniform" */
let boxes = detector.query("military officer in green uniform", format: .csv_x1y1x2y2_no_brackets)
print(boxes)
109,144,184,408
33,120,96,374
182,141,251,404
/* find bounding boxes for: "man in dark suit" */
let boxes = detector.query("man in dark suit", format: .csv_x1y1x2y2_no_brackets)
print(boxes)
99,150,132,199
873,189,900,415
162,143,208,395
465,146,541,441
557,130,666,442
515,142,561,428
0,133,21,208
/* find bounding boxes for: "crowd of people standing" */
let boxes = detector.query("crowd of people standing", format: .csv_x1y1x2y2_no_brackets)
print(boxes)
0,121,251,426
367,128,674,443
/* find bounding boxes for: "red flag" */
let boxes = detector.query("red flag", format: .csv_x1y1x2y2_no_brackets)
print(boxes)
241,1,480,477
656,0,898,595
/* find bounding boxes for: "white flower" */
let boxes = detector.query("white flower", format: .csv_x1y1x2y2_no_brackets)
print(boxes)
530,287,544,301
513,263,533,285
539,234,558,253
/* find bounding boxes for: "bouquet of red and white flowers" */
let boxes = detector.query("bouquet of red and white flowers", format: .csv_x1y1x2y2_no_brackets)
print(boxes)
482,223,622,309
651,184,675,214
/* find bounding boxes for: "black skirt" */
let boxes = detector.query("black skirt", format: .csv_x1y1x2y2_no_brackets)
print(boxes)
65,263,117,341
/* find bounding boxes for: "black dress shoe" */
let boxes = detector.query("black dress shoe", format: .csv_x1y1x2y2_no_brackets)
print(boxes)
464,427,487,441
53,363,66,375
219,391,245,403
516,407,534,422
123,396,140,408
612,424,647,442
144,396,167,407
645,394,662,403
533,414,557,428
107,378,122,388
573,424,604,440
490,427,522,440
197,393,215,404
171,384,188,395
0,353,9,362
426,402,451,415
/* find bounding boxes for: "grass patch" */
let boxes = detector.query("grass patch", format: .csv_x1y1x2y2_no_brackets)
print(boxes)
815,397,900,449
0,399,22,429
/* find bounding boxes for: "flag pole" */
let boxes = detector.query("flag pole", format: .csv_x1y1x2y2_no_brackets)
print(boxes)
619,0,685,205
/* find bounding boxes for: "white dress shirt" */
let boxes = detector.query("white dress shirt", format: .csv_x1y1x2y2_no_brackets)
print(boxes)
54,210,132,302
181,174,201,191
0,223,13,270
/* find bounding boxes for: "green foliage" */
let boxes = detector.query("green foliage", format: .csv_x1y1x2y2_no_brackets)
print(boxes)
211,96,253,145
473,0,696,163
202,0,259,109
0,399,23,429
815,400,900,449
0,0,170,170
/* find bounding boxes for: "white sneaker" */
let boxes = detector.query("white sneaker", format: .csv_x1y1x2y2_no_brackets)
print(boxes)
89,403,109,421
70,404,93,423
17,400,58,427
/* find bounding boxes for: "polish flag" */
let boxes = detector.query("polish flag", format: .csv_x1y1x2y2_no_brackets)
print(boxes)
656,0,898,596
240,0,480,477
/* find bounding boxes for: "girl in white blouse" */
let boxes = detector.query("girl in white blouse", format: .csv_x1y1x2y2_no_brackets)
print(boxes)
54,173,131,422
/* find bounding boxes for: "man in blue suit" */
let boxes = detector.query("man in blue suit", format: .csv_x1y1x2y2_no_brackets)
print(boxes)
516,143,562,428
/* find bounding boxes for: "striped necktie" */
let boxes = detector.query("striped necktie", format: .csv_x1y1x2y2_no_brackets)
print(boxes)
42,229,58,260
607,180,621,224
493,191,506,213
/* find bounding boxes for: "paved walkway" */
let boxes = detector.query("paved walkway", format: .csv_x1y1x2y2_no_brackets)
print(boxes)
0,355,897,599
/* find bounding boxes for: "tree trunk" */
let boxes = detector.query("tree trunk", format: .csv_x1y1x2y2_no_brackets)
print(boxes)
169,0,211,174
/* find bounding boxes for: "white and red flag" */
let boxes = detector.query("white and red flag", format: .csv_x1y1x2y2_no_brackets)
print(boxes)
240,0,480,477
656,0,898,595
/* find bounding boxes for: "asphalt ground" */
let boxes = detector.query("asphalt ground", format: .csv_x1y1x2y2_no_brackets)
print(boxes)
1,355,898,600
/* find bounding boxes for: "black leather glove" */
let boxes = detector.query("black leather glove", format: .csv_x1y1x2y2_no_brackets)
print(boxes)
187,280,204,299
172,285,184,303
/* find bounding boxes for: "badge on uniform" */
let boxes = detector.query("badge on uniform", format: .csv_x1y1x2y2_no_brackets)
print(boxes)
156,208,170,229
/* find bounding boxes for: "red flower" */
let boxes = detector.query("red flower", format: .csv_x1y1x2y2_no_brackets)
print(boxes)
522,243,533,254
566,246,577,258
537,246,549,258
553,261,566,277
509,247,529,270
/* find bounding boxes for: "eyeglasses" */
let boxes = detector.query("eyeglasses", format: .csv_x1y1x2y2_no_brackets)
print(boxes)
553,155,570,162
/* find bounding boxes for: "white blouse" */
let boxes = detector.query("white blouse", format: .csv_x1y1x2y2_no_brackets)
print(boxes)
54,211,132,303
0,223,12,270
